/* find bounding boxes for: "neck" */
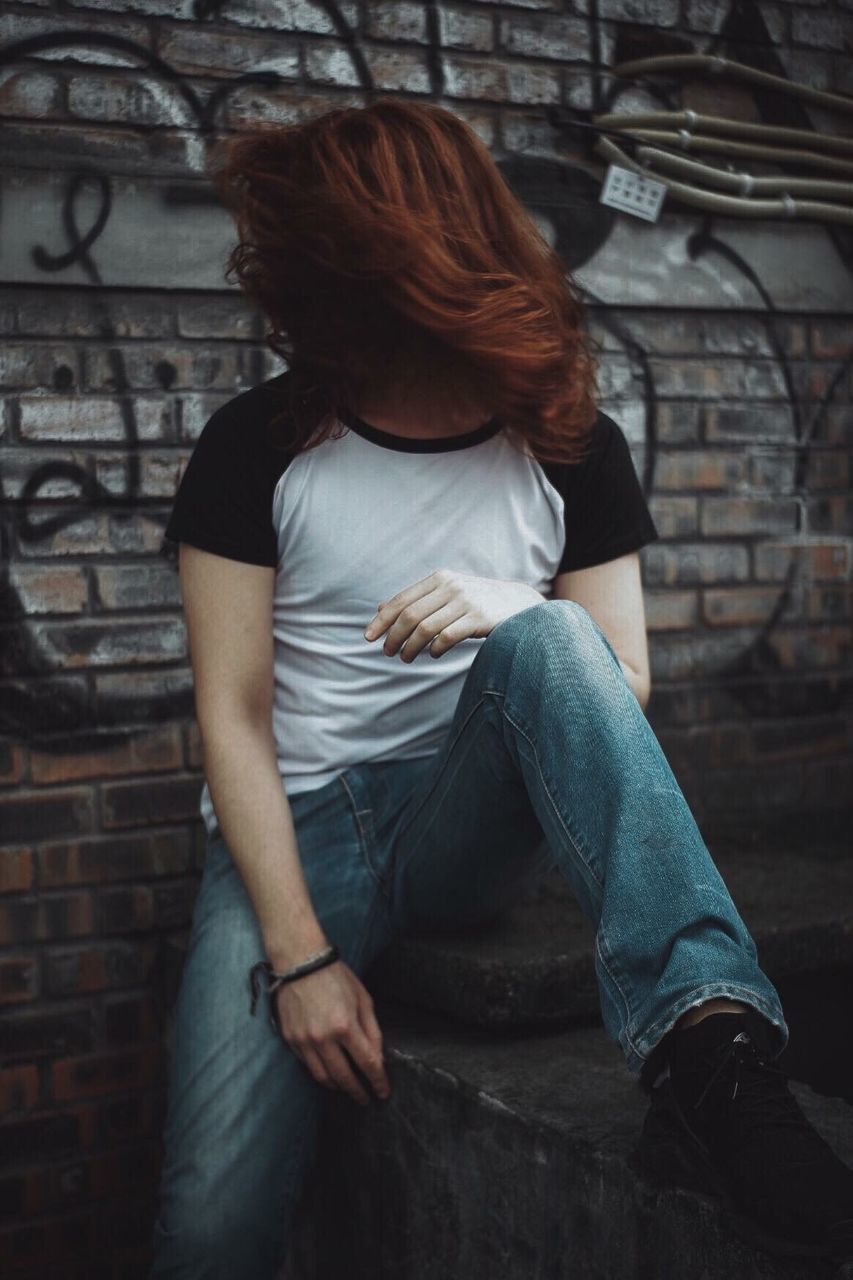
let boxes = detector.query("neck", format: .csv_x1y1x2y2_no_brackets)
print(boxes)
347,389,495,440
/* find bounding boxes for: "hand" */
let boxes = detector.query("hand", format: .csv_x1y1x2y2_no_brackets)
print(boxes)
275,959,390,1106
363,569,544,662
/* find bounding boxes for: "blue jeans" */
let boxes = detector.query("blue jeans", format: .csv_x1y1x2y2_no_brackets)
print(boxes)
150,600,787,1278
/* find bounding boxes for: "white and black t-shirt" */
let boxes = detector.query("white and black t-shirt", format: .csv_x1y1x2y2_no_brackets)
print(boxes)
164,372,658,836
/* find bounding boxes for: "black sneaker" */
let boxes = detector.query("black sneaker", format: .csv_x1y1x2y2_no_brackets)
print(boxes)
633,1011,853,1266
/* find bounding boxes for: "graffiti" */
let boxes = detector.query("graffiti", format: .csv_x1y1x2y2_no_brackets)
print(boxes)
0,0,850,755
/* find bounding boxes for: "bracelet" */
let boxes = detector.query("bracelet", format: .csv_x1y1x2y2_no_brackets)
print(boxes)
248,944,341,1031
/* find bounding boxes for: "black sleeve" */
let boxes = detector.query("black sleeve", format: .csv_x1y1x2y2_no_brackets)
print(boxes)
163,391,291,568
545,410,659,574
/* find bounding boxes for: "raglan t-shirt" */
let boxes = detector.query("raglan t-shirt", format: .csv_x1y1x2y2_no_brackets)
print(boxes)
164,371,659,837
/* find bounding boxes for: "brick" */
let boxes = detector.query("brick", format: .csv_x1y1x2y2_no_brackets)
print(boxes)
687,725,753,770
208,0,359,31
703,405,794,442
67,73,186,127
100,1088,164,1142
16,292,174,340
648,630,757,681
0,848,34,893
156,25,300,77
811,322,852,359
95,878,197,933
43,940,157,996
653,359,787,399
3,1005,95,1059
644,590,699,631
69,504,180,557
0,120,197,179
803,756,853,810
176,297,260,342
93,885,156,935
40,829,191,887
83,345,240,393
104,993,159,1046
700,497,799,537
1,447,94,502
748,450,799,492
438,8,494,52
93,668,193,723
806,449,849,491
2,788,94,843
94,562,182,609
185,720,203,769
769,625,851,670
702,763,805,813
0,13,152,64
0,894,94,946
0,344,79,390
442,53,509,100
0,742,26,784
101,776,202,829
808,494,853,533
365,1,428,41
652,403,702,444
26,618,187,670
779,47,836,92
0,1064,39,1112
65,0,195,17
1,1109,96,1162
0,677,90,742
806,585,853,621
647,496,699,537
0,954,40,1004
643,542,750,586
30,725,183,785
52,1047,161,1101
654,450,747,491
791,8,846,49
18,396,174,443
754,538,852,582
498,13,590,58
752,716,849,761
0,67,64,119
8,566,89,616
703,586,792,626
364,46,433,94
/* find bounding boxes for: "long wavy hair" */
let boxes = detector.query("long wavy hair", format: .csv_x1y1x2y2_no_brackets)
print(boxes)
210,96,600,463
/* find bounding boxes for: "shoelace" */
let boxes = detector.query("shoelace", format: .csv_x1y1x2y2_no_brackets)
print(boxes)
691,1034,807,1137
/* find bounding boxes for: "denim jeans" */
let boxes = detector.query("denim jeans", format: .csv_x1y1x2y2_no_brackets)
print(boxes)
150,599,787,1278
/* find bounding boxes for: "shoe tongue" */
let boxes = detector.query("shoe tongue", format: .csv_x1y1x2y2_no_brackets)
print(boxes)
671,1012,755,1070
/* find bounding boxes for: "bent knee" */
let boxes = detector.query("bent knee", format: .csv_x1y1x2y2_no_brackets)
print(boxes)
492,598,612,666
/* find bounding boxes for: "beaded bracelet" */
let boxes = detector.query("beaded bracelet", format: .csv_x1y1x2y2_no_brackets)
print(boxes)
248,944,341,1031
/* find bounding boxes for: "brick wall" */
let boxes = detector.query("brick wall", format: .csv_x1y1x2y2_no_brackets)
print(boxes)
1,0,851,1275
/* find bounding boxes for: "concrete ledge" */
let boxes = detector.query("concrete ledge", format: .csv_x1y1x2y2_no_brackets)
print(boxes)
287,1002,853,1280
365,847,853,1028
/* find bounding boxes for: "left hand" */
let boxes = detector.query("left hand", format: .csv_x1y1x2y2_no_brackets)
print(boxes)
363,569,544,662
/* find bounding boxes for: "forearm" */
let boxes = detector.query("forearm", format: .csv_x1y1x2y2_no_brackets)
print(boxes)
201,719,328,969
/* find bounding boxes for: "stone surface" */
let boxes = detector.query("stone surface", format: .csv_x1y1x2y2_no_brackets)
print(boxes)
287,1004,853,1279
365,846,853,1027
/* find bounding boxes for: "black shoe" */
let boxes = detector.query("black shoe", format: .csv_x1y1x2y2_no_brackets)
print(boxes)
633,1011,853,1265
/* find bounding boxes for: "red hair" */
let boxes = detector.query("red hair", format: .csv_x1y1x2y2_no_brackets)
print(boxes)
210,96,599,463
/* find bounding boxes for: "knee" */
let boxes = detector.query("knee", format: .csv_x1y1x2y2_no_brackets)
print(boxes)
488,598,614,673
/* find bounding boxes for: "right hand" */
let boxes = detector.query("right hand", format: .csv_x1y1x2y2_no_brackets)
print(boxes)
274,959,391,1106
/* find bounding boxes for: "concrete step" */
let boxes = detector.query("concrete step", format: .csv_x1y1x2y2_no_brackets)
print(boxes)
286,1002,853,1280
365,846,853,1029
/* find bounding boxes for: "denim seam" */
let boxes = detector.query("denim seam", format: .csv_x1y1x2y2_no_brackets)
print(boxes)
337,772,386,895
635,981,789,1063
483,688,641,1061
391,692,494,852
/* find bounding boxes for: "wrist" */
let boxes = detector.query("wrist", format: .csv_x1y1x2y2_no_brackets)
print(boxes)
265,930,330,971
